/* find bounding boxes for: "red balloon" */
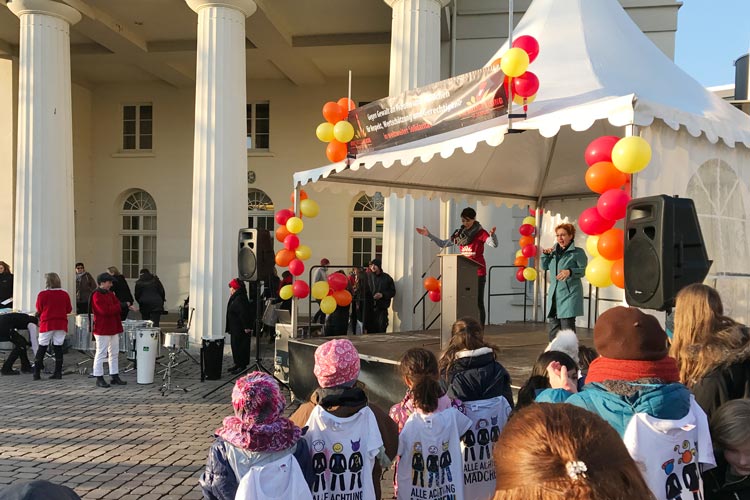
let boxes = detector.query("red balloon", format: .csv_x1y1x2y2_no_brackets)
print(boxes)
333,289,353,307
289,190,308,205
597,228,625,261
322,101,346,124
283,234,300,251
326,140,347,163
275,209,293,226
288,258,305,276
428,290,441,302
519,235,535,248
611,258,625,289
292,280,310,299
521,244,538,258
512,35,540,63
275,249,295,267
423,276,440,292
515,267,526,282
585,162,628,194
519,224,534,236
584,136,620,166
514,256,529,267
337,97,356,114
597,188,631,221
327,272,348,292
275,225,291,243
512,71,539,98
578,207,616,235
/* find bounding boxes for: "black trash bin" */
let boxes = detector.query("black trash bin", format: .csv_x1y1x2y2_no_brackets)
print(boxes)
201,338,224,380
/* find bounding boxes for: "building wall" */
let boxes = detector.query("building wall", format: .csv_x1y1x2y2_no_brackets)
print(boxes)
0,58,15,267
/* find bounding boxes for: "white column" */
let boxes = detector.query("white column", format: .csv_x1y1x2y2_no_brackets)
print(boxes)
186,0,256,341
381,0,447,332
7,0,81,312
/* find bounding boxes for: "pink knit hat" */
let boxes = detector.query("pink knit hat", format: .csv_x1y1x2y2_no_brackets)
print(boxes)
313,339,360,388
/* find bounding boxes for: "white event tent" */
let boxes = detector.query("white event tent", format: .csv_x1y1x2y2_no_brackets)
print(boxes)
294,0,750,320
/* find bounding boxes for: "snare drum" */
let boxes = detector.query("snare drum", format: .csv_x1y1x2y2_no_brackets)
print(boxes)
163,332,188,350
73,315,94,351
121,320,153,356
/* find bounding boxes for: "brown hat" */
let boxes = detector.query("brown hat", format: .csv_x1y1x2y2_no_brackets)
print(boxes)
594,306,667,361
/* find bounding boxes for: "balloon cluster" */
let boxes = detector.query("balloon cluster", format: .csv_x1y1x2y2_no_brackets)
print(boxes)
315,98,356,163
311,269,352,315
579,135,652,288
492,35,540,111
514,211,538,282
423,276,442,302
276,189,321,300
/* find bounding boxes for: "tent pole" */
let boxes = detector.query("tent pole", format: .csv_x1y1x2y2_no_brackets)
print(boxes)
291,184,301,342
451,0,458,77
531,135,557,323
507,0,514,124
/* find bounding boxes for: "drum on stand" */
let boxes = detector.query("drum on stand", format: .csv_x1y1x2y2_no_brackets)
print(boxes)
136,327,160,384
163,332,189,350
122,320,153,359
73,315,94,351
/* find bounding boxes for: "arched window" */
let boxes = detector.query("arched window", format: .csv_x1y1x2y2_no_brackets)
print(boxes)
351,192,384,268
121,190,157,279
686,159,749,274
248,188,274,230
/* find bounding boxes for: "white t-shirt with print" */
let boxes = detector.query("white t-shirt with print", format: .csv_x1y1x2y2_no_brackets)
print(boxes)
234,453,312,500
303,405,383,500
396,407,472,500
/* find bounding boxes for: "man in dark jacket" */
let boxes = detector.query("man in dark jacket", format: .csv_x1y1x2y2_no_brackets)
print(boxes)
134,269,166,326
75,262,96,314
226,279,253,374
367,259,395,334
108,266,134,321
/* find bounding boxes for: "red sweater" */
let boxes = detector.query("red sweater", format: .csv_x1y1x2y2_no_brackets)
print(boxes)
36,289,72,333
91,289,123,335
458,229,492,277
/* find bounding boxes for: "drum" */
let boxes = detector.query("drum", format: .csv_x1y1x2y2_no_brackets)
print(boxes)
121,320,153,357
136,328,160,384
73,315,93,351
163,332,188,350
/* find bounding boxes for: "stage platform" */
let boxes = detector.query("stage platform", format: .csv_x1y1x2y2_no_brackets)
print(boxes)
288,322,593,409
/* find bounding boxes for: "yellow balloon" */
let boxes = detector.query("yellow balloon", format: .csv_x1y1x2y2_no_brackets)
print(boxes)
611,136,652,174
585,257,614,288
295,244,312,261
320,295,337,315
333,120,355,143
315,122,334,143
311,281,330,300
286,216,304,234
300,199,320,218
513,93,536,105
500,47,530,78
522,267,537,281
522,216,536,226
279,284,293,300
515,249,524,258
585,235,600,257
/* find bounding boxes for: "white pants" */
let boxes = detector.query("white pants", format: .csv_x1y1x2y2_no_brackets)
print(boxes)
38,330,66,347
27,323,38,354
93,334,119,376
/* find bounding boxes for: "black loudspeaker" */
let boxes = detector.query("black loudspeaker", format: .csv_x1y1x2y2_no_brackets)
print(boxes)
238,228,275,282
624,195,712,310
201,338,224,380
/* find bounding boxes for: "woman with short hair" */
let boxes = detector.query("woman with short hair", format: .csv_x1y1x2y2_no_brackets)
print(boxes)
0,260,13,309
35,272,72,380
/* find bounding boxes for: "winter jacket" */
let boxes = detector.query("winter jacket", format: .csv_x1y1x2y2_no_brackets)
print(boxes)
91,289,123,336
75,272,96,304
0,272,12,306
289,385,399,500
541,241,587,319
0,313,37,341
199,436,312,500
134,273,166,314
225,290,253,335
368,271,396,311
111,275,134,306
442,347,515,408
703,453,750,500
35,289,72,332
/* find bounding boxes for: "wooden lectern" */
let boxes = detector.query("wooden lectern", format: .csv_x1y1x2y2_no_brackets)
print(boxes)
439,254,481,349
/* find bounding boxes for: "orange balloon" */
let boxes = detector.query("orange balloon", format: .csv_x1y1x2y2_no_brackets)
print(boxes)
322,101,346,124
519,235,535,248
585,162,628,194
490,58,502,67
275,225,291,243
423,276,440,292
332,289,353,307
289,189,308,204
610,258,625,289
326,140,348,163
337,97,356,113
597,228,625,261
514,256,529,267
275,249,295,267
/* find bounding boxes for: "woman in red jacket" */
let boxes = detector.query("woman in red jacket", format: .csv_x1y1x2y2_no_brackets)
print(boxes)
35,272,72,380
92,273,130,388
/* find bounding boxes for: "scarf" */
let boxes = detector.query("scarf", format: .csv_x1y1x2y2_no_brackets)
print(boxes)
585,356,680,384
452,221,483,246
216,415,301,452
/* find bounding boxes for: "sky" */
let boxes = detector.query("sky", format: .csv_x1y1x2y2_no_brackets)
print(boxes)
674,0,750,88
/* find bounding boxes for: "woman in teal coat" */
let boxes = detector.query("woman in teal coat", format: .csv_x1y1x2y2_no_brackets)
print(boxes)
541,223,588,341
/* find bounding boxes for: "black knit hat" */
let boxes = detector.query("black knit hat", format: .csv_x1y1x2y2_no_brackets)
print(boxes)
96,273,114,284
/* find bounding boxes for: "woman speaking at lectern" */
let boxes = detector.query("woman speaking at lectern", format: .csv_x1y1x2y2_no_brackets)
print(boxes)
416,207,497,325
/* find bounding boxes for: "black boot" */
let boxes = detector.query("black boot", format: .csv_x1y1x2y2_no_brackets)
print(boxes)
96,376,110,388
49,346,63,379
1,348,20,375
33,345,48,380
110,374,127,386
19,349,33,374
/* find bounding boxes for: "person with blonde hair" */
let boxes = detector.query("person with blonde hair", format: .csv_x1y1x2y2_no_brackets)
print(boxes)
35,272,72,380
493,403,656,499
703,399,750,499
669,283,750,419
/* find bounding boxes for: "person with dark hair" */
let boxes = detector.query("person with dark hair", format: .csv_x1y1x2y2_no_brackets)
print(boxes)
91,273,128,388
74,262,96,314
276,270,293,312
516,350,579,411
34,272,72,380
541,222,588,341
367,259,395,334
0,312,36,375
134,268,166,327
226,278,252,375
494,403,656,499
107,266,134,321
0,261,13,309
417,207,497,325
703,399,750,500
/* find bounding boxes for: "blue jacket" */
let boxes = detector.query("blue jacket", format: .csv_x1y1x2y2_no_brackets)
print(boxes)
536,382,692,436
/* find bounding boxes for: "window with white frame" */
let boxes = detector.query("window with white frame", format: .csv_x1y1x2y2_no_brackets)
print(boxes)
121,190,157,279
246,102,270,150
248,188,274,231
122,104,153,150
351,192,384,268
